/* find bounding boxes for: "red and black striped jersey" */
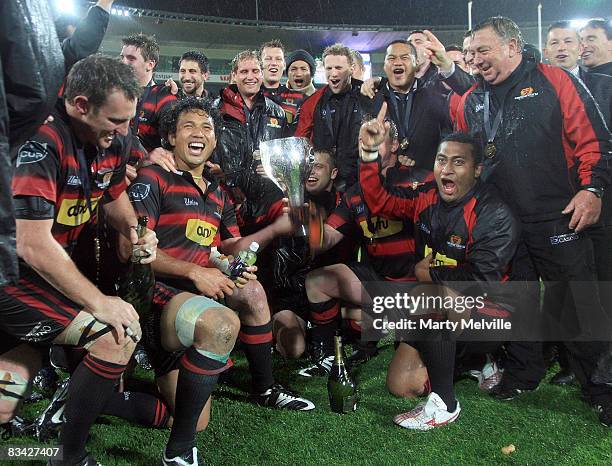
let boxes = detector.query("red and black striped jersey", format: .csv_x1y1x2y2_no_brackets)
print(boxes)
326,167,433,280
12,102,128,254
128,165,240,267
131,80,177,152
360,159,519,284
262,84,309,130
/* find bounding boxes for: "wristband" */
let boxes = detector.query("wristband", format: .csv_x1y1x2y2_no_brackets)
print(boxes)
359,147,379,162
583,186,604,198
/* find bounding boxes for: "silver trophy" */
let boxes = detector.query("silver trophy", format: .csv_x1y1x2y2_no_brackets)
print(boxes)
260,137,319,239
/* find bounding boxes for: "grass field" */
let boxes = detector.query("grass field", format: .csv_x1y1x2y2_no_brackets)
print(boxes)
9,339,612,466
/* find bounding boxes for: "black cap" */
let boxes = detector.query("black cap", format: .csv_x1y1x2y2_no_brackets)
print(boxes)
286,49,316,75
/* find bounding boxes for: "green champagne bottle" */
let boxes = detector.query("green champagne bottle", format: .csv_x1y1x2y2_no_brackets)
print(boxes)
117,216,155,318
327,334,357,413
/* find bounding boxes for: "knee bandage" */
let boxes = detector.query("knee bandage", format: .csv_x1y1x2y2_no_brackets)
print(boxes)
175,296,231,363
62,313,112,349
0,370,28,401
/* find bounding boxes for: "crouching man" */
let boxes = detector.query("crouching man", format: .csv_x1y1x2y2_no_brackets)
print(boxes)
0,56,157,465
359,105,519,430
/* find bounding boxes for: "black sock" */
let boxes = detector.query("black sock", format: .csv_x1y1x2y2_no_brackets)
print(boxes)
309,299,340,355
103,391,170,428
166,347,229,459
59,354,126,463
414,340,457,412
239,322,274,393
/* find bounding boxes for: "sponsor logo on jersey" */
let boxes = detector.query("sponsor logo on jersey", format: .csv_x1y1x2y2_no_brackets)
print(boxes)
359,217,404,239
186,218,218,246
129,183,151,201
418,222,431,235
425,245,457,267
95,169,114,189
66,175,81,186
184,197,199,207
16,141,48,167
56,197,101,226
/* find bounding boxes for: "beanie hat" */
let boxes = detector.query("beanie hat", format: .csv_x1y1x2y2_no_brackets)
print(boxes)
286,49,316,75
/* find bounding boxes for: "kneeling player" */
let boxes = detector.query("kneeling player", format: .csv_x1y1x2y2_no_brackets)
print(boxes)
299,119,432,377
128,97,315,422
138,286,240,466
359,106,519,430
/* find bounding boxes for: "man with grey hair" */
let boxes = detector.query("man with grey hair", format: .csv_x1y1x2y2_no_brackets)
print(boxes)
448,16,612,427
295,43,366,191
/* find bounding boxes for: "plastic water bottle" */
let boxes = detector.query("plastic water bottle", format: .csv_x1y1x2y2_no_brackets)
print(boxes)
227,242,259,280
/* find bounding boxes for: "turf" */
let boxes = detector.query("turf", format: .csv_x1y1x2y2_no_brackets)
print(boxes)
8,341,612,466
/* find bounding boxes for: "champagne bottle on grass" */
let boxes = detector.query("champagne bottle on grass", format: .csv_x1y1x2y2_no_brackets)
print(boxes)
328,333,357,413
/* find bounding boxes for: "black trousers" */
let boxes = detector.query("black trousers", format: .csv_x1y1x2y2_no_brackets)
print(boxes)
511,217,612,401
502,241,546,389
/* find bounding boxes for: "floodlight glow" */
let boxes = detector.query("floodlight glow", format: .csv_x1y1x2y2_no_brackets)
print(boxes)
569,19,589,29
54,0,75,15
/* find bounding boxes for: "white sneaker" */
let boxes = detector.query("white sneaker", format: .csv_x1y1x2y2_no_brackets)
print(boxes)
478,358,502,391
393,392,461,431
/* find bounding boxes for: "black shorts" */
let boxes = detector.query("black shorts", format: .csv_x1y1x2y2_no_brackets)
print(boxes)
347,261,415,306
0,264,83,348
141,281,185,378
346,261,385,283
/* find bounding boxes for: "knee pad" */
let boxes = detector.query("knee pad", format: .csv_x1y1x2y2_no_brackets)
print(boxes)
62,313,112,349
0,370,28,401
175,296,231,363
